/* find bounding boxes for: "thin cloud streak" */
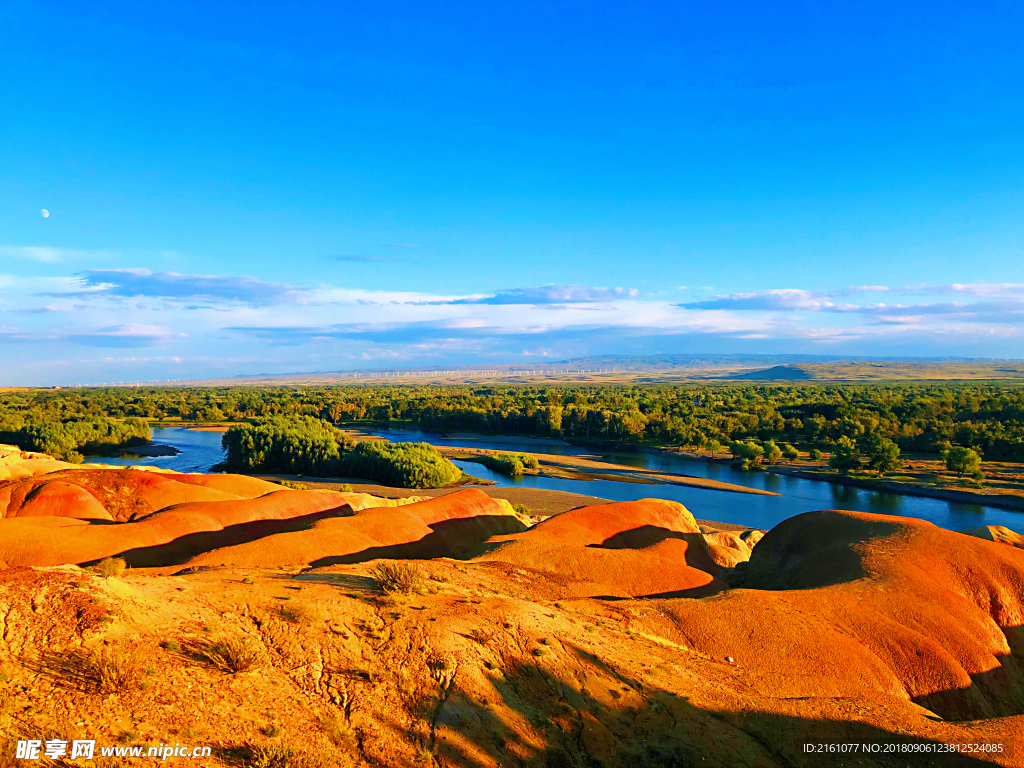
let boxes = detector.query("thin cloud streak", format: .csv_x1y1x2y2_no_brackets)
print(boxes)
677,284,1023,324
333,255,398,263
80,269,300,305
420,284,642,306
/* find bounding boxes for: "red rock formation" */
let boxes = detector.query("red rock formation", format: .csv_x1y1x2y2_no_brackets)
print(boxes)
0,490,353,568
657,510,1024,721
474,498,727,598
13,481,112,521
184,488,525,568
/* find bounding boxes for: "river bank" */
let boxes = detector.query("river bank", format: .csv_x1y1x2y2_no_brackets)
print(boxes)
438,445,781,497
653,447,1024,512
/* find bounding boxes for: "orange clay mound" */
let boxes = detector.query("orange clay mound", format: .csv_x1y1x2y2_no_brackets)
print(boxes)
962,525,1024,549
474,498,727,598
701,529,761,568
185,488,526,569
0,444,79,481
171,472,284,499
10,480,112,521
0,468,248,522
653,509,1024,722
335,491,430,511
0,489,352,568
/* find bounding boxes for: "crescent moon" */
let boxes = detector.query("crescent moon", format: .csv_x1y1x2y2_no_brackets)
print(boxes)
41,209,50,218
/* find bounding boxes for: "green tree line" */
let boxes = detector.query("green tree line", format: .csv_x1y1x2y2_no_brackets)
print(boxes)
1,381,1022,461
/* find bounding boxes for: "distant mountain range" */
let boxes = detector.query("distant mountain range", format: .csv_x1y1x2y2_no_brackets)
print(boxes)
550,354,1006,371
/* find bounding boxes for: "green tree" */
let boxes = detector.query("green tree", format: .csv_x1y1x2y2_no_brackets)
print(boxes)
867,438,901,476
782,444,800,461
705,438,722,457
828,437,861,474
730,440,765,466
344,440,462,488
809,448,823,462
944,446,981,478
763,440,783,464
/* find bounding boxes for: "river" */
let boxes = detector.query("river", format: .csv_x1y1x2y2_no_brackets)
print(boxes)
87,426,1020,533
370,428,1022,533
83,427,227,474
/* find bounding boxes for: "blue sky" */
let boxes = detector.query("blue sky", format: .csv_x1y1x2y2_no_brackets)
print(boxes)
1,1,1021,384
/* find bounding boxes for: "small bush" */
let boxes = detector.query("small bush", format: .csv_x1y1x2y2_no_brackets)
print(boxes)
512,503,531,517
465,627,494,645
280,603,325,625
371,562,424,594
88,645,143,693
195,634,262,673
244,743,332,768
95,557,127,579
318,712,355,749
277,480,308,490
477,452,539,476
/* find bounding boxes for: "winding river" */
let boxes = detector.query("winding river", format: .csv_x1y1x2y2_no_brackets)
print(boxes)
371,428,1022,533
87,426,1021,533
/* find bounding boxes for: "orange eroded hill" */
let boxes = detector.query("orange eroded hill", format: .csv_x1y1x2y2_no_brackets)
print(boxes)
474,498,728,598
8,479,113,521
1,447,1023,764
649,510,1024,722
184,488,527,568
0,468,271,521
0,490,353,568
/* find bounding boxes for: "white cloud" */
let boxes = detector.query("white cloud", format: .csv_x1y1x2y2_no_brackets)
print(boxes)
902,283,1024,300
1,269,1021,383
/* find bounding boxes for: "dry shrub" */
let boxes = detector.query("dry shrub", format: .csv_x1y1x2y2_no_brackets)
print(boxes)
95,556,127,579
371,562,424,594
47,644,145,694
193,634,262,673
280,603,325,625
465,627,494,646
92,645,143,692
317,712,355,749
245,743,332,768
